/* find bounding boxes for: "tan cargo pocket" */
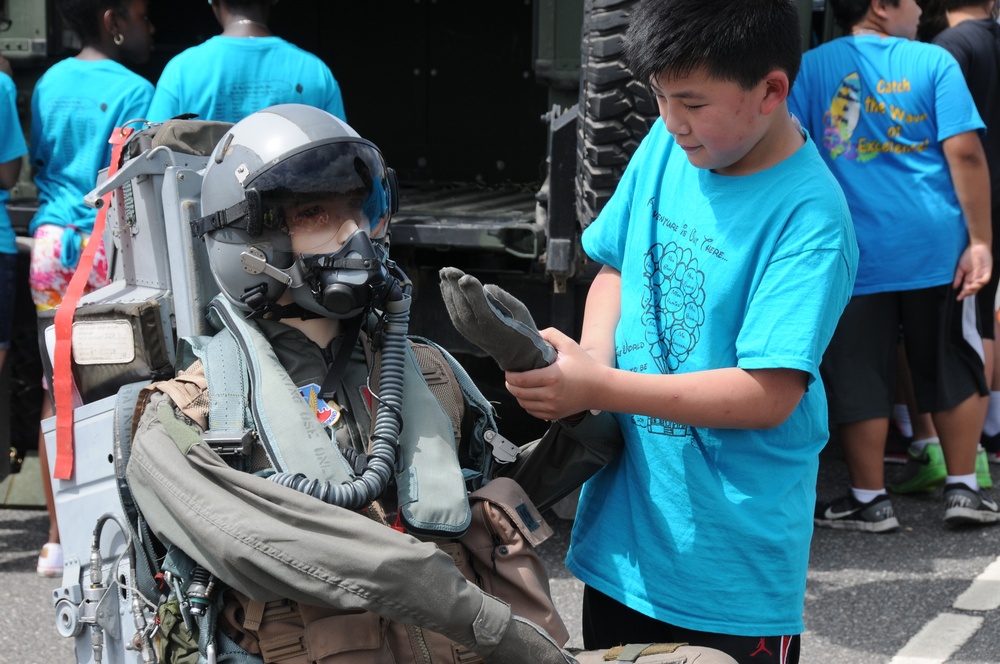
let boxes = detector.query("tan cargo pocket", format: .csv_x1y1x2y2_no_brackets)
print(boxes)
222,591,397,664
459,477,569,646
298,610,396,664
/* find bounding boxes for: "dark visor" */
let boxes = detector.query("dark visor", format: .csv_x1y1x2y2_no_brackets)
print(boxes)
247,140,391,240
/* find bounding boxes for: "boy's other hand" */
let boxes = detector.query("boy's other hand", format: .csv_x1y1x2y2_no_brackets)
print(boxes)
953,241,992,300
505,328,608,421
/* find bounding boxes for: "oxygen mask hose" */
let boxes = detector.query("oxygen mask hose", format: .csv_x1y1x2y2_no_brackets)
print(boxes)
270,281,410,510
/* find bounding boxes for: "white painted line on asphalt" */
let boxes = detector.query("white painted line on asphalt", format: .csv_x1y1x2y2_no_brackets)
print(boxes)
953,557,1000,611
888,613,983,664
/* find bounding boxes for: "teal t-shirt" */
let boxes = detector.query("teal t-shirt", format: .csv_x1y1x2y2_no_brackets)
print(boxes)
570,120,858,636
788,36,984,295
146,36,346,124
29,58,152,265
1,71,27,255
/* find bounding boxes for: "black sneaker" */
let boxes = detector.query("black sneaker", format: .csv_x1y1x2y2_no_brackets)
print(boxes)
943,483,1000,526
815,493,900,533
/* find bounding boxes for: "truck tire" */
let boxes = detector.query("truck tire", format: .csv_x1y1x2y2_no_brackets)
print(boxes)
575,0,656,228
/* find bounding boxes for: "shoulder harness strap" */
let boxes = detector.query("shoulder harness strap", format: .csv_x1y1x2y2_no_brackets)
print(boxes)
200,295,356,483
408,336,519,489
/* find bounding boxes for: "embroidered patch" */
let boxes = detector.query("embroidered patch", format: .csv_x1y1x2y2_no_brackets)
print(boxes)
298,383,341,426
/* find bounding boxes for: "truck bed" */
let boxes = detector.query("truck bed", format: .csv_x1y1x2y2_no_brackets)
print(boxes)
392,182,543,258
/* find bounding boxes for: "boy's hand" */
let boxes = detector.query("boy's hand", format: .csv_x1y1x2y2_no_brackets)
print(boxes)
505,328,607,421
953,242,992,300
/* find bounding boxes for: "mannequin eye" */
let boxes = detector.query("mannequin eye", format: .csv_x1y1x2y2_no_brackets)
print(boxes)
292,205,325,220
286,206,331,235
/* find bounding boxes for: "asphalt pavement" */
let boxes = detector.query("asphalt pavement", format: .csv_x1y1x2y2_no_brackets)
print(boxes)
2,442,999,664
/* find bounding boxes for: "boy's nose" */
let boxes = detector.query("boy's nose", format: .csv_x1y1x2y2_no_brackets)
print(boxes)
663,111,688,137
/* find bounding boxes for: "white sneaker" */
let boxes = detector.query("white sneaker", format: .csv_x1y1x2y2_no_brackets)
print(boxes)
36,542,63,578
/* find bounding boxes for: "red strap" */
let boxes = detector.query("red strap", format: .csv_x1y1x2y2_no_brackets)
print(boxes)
392,509,405,533
52,127,133,480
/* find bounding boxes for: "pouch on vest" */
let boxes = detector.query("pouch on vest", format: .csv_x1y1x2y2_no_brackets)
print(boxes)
457,477,569,646
221,590,396,664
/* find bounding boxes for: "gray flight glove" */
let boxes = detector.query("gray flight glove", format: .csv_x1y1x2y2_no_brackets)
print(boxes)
480,616,579,664
439,267,557,372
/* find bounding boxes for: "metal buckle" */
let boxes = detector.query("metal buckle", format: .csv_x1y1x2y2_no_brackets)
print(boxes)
202,429,254,456
484,429,519,464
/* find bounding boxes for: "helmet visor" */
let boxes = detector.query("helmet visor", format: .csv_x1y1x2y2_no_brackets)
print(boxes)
247,140,392,253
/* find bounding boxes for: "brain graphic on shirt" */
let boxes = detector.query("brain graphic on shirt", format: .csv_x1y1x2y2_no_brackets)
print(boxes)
641,242,706,372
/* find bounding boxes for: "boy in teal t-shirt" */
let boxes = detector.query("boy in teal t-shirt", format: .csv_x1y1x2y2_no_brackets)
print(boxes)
504,1,857,661
789,0,997,532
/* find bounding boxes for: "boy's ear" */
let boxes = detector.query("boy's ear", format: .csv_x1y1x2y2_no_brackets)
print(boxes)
760,70,790,115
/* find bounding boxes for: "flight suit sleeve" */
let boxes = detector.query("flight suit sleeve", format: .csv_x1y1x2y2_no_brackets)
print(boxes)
125,390,511,655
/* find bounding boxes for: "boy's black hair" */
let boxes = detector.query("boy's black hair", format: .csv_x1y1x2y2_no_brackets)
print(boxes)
829,0,902,32
623,0,802,91
218,0,271,9
57,0,131,45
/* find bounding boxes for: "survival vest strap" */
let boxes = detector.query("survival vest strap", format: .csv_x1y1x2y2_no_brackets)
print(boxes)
408,336,520,487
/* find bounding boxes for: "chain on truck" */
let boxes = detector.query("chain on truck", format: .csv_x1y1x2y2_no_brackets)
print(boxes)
0,1,838,661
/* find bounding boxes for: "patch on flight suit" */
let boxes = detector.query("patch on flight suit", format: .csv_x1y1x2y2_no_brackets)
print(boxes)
298,383,341,426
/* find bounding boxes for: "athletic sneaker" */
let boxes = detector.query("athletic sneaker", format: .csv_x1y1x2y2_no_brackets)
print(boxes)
814,493,900,533
884,425,912,464
943,483,1000,526
36,542,63,578
982,432,1000,465
889,442,946,494
976,448,993,490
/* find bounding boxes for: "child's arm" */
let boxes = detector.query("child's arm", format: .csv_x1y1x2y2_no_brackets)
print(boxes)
506,332,807,430
578,265,621,367
943,130,992,301
0,156,19,191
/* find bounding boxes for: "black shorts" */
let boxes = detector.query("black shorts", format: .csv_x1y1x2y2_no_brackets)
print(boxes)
974,204,1000,339
822,285,988,424
581,586,800,664
0,251,16,350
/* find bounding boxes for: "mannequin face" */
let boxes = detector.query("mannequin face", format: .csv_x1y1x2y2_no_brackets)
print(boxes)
284,194,371,255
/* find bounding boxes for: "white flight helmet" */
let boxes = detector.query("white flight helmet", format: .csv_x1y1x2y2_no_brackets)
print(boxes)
192,104,398,319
